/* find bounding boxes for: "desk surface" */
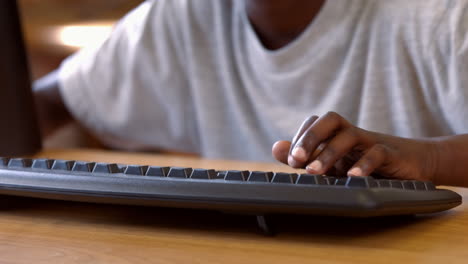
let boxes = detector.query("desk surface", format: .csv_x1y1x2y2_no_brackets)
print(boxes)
0,149,467,264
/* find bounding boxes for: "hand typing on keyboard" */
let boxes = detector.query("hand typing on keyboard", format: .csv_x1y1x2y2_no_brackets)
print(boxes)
272,112,441,184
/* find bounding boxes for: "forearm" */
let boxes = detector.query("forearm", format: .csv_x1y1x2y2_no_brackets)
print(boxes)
433,134,468,187
33,70,73,137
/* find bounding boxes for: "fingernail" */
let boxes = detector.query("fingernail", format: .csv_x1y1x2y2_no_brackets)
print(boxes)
287,155,296,167
348,167,363,177
307,160,322,173
291,147,307,161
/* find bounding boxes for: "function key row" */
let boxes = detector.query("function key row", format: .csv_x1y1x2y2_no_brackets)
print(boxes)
0,158,435,190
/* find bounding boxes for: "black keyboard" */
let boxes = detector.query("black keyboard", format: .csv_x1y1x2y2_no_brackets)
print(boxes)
0,157,462,219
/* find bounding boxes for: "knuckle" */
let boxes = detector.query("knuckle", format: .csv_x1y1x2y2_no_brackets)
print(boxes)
372,144,388,155
325,111,341,121
302,130,319,145
344,127,360,140
324,111,351,128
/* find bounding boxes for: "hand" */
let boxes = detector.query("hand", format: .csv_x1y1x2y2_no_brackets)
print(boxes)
272,112,441,183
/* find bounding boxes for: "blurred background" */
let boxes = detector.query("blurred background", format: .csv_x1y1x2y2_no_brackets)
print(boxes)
18,0,144,148
19,0,143,79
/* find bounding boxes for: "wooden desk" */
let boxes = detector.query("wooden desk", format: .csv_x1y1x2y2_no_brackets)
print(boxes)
1,149,467,263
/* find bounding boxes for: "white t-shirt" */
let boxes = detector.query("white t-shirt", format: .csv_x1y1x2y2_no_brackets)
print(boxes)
58,0,468,162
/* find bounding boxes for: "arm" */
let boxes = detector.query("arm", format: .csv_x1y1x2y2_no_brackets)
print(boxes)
33,70,73,138
272,112,468,187
433,135,468,187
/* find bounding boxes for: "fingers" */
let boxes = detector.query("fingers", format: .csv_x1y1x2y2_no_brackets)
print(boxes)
290,112,350,167
347,144,389,177
272,141,291,164
305,128,361,174
277,112,389,178
289,115,319,154
272,115,318,166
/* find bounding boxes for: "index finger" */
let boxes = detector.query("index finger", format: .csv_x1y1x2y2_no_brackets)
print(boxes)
289,115,319,154
287,115,319,167
291,112,350,166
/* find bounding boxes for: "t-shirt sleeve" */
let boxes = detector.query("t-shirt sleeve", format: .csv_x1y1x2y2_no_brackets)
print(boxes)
57,0,200,152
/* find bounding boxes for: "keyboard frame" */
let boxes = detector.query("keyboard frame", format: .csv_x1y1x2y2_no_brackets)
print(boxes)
0,159,462,217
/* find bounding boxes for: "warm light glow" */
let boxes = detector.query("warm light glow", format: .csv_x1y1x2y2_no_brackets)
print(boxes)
54,22,114,49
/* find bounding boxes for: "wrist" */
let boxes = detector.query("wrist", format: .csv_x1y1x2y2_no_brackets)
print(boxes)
428,136,464,186
424,138,446,185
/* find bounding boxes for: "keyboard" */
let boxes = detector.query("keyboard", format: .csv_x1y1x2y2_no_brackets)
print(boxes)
0,157,462,220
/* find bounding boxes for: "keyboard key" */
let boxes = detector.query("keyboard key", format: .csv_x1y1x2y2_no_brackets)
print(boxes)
51,160,75,171
402,181,415,190
345,177,366,187
8,158,33,168
363,177,378,187
296,174,328,185
146,166,170,177
390,180,403,189
424,182,436,190
224,170,249,181
124,165,149,176
191,169,217,179
410,181,425,191
0,158,9,167
272,173,297,184
72,162,96,172
168,167,193,178
216,171,227,179
377,180,391,188
93,163,121,174
248,171,273,182
32,159,54,170
345,176,377,188
335,177,348,186
326,176,337,185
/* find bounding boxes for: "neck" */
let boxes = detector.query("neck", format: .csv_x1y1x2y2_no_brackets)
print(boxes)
245,0,326,50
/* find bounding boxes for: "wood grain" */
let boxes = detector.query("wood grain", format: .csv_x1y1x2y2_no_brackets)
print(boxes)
0,149,466,264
